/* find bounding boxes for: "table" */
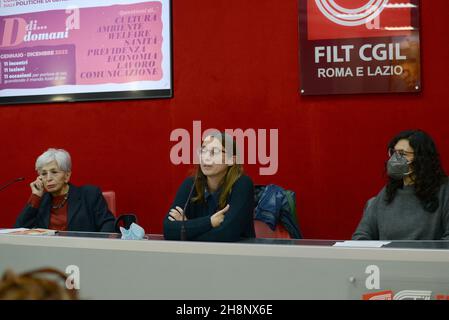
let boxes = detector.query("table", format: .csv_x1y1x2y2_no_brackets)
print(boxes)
1,231,449,299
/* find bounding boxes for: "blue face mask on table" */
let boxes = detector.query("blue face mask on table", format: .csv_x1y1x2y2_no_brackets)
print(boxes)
120,223,145,240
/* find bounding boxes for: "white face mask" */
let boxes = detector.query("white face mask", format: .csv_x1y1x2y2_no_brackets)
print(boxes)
120,223,145,240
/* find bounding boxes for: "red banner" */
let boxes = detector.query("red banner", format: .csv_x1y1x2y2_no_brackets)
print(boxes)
299,0,421,95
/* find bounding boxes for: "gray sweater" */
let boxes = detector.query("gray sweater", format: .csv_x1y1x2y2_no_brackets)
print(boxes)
352,182,449,240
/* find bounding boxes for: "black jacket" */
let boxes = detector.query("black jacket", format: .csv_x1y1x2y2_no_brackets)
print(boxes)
163,175,255,242
15,184,115,232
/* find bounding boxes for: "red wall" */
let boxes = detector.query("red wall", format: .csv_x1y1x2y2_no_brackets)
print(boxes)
1,0,448,239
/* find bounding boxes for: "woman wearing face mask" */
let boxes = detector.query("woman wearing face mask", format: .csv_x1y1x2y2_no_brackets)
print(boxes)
163,132,255,242
352,130,449,240
15,148,115,232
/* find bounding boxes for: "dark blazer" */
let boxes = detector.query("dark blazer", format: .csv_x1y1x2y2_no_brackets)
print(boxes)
163,175,255,242
15,184,115,232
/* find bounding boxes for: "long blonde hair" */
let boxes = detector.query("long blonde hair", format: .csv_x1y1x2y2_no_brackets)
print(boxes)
0,268,78,300
192,132,243,210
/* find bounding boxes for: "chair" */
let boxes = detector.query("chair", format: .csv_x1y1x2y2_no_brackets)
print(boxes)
102,191,117,217
254,184,301,239
254,220,291,239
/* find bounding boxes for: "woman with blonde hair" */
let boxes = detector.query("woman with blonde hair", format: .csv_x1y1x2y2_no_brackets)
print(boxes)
164,132,255,242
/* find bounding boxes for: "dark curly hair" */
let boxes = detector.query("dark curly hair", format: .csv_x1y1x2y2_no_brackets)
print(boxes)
385,130,447,212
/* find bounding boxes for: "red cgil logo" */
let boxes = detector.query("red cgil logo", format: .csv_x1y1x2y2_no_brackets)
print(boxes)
363,290,449,300
307,0,414,40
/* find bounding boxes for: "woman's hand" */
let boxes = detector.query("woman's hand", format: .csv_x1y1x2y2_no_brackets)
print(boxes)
211,204,230,228
30,177,44,197
168,206,187,221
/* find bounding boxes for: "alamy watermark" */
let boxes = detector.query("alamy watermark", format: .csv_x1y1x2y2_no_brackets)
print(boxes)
65,264,80,290
169,121,279,175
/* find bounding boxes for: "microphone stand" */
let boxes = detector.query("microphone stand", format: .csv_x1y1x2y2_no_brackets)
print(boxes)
0,177,25,192
180,175,198,241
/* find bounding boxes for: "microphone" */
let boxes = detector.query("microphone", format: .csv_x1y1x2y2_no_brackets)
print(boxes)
0,177,25,192
180,175,198,241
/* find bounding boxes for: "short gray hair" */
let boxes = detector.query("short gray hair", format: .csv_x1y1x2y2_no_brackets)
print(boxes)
35,148,72,172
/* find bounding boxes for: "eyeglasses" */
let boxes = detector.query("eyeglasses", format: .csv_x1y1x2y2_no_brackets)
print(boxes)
197,147,226,158
40,170,64,180
388,148,414,158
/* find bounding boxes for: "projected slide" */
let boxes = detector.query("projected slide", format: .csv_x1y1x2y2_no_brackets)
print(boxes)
0,0,172,104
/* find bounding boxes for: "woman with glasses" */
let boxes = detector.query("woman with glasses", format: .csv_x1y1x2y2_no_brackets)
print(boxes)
163,132,255,242
352,130,449,240
15,148,115,232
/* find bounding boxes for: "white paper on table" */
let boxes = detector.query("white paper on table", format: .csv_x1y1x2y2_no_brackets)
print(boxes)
333,241,391,248
0,228,29,234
